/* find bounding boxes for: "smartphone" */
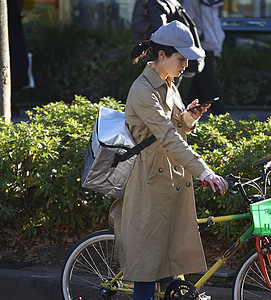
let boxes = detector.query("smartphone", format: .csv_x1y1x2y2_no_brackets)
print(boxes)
186,97,219,112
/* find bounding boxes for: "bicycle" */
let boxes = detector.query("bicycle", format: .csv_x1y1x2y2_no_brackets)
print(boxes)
62,155,271,300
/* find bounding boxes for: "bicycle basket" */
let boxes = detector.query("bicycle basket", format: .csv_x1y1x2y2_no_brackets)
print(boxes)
251,198,271,235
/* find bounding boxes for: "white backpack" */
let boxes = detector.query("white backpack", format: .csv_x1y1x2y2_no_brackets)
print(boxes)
81,106,156,198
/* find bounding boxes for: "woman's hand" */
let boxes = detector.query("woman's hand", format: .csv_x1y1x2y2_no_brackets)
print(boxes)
187,99,211,119
204,174,228,195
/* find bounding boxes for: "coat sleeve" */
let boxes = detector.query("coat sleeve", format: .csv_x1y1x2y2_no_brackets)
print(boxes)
129,81,212,179
172,106,196,134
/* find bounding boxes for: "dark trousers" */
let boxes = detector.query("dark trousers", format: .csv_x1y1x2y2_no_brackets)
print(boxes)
134,281,155,300
185,51,227,115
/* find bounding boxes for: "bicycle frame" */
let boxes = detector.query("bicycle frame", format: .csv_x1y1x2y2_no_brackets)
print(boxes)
102,212,254,298
195,213,253,291
99,157,271,298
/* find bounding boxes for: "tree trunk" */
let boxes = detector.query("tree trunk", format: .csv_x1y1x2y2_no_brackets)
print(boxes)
0,0,11,122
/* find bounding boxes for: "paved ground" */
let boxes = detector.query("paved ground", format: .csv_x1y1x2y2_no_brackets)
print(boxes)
0,245,236,299
0,266,233,300
0,268,62,300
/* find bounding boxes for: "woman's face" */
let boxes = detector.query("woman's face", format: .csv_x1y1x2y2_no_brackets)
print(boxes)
160,52,188,78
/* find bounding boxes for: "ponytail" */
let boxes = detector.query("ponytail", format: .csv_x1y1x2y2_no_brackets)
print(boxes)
129,40,151,64
129,40,178,64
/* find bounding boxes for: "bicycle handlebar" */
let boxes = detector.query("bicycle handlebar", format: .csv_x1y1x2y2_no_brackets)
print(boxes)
202,174,267,204
202,156,271,203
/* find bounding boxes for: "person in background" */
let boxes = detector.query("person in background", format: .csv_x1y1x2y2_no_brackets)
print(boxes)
182,0,227,115
7,0,29,93
115,21,228,299
131,0,192,44
147,0,185,34
131,0,205,88
131,0,151,43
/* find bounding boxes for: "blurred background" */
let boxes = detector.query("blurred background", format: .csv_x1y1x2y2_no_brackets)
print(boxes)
12,0,271,111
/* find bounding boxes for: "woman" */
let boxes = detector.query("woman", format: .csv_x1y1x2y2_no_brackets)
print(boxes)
119,21,228,299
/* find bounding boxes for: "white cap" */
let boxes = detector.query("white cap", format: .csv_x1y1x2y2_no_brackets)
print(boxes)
151,21,205,60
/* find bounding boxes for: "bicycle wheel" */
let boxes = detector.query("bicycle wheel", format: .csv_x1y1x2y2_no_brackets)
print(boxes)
62,230,133,300
233,248,271,299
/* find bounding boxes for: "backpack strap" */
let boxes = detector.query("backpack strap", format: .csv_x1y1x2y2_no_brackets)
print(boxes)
177,8,201,49
112,135,157,167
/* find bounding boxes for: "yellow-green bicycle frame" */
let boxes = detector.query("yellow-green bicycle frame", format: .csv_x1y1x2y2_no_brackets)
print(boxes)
101,212,253,298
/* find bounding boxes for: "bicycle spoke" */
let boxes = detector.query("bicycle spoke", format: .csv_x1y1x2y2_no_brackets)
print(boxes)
71,273,101,287
234,250,271,299
244,262,270,290
62,231,133,300
74,252,101,277
253,260,265,280
245,274,270,291
68,282,98,300
92,243,117,278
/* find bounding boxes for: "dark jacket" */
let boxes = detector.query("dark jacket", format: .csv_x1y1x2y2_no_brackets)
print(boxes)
147,0,184,34
131,0,185,42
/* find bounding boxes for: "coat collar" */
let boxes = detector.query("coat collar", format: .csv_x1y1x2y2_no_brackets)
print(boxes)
143,62,176,91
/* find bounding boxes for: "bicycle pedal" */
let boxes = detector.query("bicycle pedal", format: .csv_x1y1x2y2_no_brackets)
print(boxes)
197,292,211,300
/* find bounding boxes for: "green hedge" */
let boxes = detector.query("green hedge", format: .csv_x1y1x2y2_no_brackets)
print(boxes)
217,42,271,107
1,96,122,237
189,114,271,239
1,97,271,239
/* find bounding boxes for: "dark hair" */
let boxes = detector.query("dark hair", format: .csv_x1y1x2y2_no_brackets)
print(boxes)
129,40,178,64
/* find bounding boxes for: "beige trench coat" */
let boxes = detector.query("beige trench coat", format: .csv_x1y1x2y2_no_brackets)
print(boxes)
117,63,212,282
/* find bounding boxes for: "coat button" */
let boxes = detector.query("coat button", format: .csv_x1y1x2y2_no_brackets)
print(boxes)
178,123,182,128
176,186,180,191
186,182,191,187
158,168,163,173
174,166,178,171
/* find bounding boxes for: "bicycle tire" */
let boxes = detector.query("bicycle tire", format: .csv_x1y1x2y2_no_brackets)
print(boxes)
61,229,133,300
256,236,271,290
233,248,271,299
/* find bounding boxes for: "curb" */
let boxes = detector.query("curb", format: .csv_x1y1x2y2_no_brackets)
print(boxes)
186,268,236,287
